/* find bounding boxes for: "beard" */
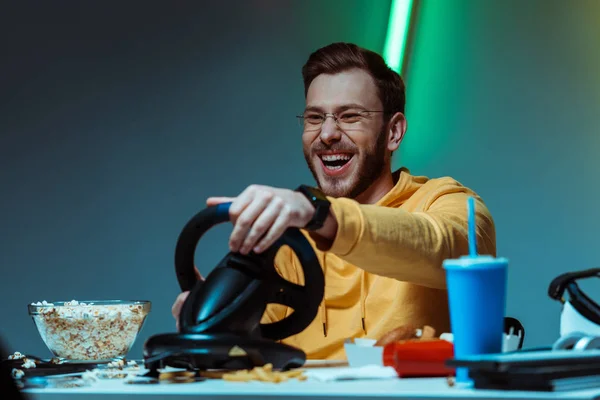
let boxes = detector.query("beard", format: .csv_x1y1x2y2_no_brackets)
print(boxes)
303,130,388,199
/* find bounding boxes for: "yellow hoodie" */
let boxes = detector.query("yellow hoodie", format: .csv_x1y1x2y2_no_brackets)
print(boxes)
261,167,496,360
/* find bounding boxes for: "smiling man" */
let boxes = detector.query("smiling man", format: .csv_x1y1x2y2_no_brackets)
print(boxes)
172,42,496,360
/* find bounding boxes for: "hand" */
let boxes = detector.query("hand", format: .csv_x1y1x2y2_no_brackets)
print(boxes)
207,185,316,254
171,267,204,331
171,291,189,332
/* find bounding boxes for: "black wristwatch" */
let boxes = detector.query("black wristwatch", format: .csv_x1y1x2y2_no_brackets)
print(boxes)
295,185,331,231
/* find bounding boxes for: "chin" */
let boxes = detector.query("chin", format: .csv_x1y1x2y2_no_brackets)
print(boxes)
316,177,355,198
308,164,344,195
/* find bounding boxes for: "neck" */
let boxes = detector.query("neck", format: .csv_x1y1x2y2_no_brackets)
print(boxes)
354,168,396,204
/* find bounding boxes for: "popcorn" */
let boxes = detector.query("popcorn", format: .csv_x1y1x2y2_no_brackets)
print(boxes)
8,352,25,360
22,358,36,369
107,359,125,369
31,300,56,306
30,300,149,360
57,360,144,383
12,369,24,379
81,370,98,382
93,368,129,380
104,358,140,371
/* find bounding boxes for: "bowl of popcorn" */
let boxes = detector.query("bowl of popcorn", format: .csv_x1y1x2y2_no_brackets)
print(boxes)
28,300,151,362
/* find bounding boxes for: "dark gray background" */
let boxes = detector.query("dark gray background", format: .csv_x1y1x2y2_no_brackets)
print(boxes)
1,0,599,359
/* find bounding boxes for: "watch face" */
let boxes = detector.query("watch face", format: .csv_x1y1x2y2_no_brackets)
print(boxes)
304,186,326,202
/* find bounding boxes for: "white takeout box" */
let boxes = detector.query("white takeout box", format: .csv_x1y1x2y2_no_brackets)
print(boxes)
344,338,383,368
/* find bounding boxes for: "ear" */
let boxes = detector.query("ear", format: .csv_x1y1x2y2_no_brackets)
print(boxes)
386,112,407,152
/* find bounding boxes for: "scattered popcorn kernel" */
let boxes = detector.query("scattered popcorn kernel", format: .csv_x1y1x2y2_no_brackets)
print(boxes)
81,370,98,382
12,369,24,379
8,352,25,360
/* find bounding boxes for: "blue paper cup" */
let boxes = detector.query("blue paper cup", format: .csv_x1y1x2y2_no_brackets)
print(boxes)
443,255,508,384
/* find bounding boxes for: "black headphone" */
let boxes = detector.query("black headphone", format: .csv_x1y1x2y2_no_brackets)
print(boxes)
548,268,600,326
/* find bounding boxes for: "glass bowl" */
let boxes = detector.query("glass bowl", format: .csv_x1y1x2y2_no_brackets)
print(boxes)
28,300,151,363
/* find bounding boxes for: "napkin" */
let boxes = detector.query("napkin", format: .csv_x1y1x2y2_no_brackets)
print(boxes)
304,365,397,382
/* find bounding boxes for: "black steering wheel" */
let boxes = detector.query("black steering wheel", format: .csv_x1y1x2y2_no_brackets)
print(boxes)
174,202,325,341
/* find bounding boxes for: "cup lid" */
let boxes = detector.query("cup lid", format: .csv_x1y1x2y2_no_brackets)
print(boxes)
443,255,508,269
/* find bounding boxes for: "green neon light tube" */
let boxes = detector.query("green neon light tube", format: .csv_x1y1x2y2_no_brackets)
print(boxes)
383,0,414,73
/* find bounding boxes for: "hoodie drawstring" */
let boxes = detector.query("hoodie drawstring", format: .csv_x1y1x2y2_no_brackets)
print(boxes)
319,253,368,337
360,270,367,335
320,253,328,337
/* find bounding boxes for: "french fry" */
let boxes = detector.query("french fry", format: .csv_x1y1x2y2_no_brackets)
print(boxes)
159,371,195,381
421,325,436,339
254,366,273,382
200,370,226,379
221,364,306,383
282,369,303,378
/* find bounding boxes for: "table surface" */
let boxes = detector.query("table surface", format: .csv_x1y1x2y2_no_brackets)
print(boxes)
21,367,600,400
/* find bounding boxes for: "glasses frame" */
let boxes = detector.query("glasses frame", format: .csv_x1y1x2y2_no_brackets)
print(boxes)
296,109,386,131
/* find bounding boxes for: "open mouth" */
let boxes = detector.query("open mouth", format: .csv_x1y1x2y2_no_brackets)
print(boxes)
318,153,354,175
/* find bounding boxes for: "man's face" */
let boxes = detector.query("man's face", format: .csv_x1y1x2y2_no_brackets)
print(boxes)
302,68,389,198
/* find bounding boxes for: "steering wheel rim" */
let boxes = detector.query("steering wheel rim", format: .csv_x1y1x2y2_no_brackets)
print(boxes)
175,202,324,341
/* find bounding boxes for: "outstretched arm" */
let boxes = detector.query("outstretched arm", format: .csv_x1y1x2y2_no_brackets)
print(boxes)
310,185,496,289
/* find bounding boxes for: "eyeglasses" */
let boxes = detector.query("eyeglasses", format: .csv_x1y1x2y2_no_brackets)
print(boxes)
296,110,385,132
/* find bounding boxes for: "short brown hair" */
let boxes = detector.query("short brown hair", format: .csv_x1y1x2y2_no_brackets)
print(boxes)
302,42,406,115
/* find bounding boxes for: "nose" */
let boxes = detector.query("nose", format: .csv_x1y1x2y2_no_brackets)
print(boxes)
319,115,342,145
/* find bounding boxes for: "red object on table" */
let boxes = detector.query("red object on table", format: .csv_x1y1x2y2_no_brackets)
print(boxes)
383,339,455,378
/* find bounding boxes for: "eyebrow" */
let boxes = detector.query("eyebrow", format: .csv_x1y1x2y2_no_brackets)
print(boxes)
304,103,370,113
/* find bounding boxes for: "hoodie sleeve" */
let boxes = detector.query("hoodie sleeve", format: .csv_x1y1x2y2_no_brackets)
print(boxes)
311,181,496,290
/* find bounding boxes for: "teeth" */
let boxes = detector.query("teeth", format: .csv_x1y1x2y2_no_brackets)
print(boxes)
321,154,352,161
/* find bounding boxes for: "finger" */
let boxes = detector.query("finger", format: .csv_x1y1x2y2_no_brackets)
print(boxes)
171,291,190,319
253,206,292,253
225,184,265,222
239,197,283,254
206,197,236,206
194,267,205,282
229,193,273,253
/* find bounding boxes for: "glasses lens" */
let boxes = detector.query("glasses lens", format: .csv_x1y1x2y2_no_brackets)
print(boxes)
301,113,323,131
